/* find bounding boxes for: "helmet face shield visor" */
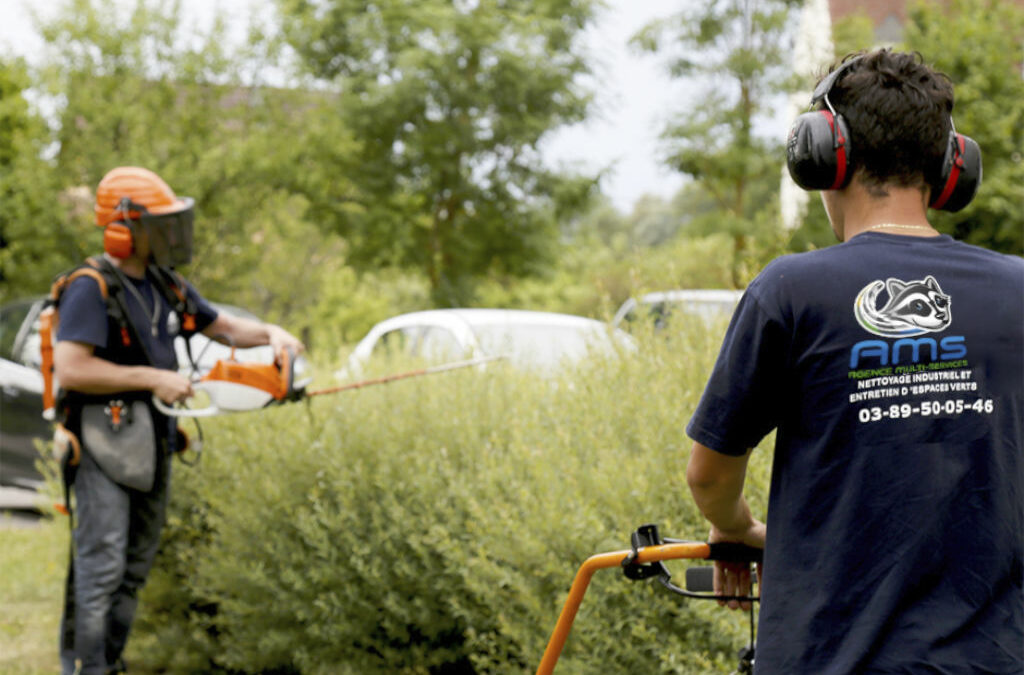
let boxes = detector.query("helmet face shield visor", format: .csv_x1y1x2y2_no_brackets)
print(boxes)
140,197,194,267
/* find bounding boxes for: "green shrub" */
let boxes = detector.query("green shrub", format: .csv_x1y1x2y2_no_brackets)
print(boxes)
134,320,770,673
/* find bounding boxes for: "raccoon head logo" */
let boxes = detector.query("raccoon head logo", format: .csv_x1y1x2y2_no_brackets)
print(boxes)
854,275,952,337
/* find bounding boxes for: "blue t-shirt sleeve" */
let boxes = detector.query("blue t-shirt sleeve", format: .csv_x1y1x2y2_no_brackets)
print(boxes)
686,278,790,456
56,276,110,348
183,280,218,335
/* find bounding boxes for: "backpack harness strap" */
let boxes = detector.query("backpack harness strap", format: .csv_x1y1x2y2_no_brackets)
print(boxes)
147,264,198,331
40,258,130,419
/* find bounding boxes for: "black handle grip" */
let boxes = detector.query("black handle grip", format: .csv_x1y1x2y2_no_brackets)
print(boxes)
706,542,763,564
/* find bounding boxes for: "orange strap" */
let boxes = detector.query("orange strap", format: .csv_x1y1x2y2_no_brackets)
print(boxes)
39,307,58,417
167,273,197,331
41,266,114,414
50,266,109,302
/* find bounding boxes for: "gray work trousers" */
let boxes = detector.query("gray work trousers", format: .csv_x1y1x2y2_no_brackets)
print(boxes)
59,446,170,675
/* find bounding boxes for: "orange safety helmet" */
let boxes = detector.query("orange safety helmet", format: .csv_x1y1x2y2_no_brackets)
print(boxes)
94,166,195,265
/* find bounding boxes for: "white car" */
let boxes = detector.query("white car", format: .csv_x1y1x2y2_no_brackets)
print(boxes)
341,308,636,380
612,289,745,330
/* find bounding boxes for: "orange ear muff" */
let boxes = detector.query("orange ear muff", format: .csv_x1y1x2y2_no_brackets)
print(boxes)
103,223,134,258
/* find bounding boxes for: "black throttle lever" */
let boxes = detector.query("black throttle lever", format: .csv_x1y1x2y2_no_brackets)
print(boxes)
621,523,671,580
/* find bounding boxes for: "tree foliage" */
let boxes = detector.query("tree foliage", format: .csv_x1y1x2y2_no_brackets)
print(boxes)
3,0,1018,337
902,0,1024,254
819,0,1023,256
632,0,803,287
276,0,601,304
0,57,74,300
8,0,371,347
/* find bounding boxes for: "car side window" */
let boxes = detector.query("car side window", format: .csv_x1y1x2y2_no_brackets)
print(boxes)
375,328,415,359
417,326,463,362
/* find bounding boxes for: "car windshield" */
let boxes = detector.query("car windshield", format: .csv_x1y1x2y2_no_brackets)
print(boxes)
647,299,737,326
470,323,614,370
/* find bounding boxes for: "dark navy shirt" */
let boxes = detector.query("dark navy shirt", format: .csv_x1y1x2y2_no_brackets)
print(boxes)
687,233,1024,673
56,267,218,436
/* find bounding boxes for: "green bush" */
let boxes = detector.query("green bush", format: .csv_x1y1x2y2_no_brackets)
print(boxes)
133,320,771,673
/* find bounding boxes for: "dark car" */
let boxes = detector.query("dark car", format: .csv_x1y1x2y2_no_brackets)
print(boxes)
0,298,50,493
612,289,745,331
0,297,273,497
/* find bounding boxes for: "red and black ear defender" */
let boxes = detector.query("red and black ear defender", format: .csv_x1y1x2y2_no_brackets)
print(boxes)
786,58,858,192
928,125,982,212
102,197,139,258
786,56,982,212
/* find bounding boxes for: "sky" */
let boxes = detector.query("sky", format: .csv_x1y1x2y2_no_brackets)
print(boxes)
0,0,694,212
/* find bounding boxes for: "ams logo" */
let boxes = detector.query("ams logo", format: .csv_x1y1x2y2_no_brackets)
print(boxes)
849,275,966,369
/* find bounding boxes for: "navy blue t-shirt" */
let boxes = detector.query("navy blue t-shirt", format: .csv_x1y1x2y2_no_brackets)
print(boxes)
57,268,218,426
687,233,1023,673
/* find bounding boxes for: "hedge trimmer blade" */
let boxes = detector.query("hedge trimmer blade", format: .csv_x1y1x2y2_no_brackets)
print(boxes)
305,354,505,399
153,353,503,418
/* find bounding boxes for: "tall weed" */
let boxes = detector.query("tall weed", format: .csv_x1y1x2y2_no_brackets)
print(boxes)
133,319,771,673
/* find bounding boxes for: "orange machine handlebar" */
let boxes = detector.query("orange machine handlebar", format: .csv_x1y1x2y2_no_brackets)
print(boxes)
535,542,711,675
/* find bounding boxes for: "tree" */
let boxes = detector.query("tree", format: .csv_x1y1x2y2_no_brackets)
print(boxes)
276,0,601,305
0,57,78,300
29,0,362,342
629,193,688,248
633,0,804,287
903,0,1024,255
819,0,1023,256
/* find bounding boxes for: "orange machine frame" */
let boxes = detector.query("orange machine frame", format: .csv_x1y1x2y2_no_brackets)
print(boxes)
536,541,713,675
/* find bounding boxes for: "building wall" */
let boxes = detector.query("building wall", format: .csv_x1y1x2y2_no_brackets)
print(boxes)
830,0,1024,41
830,0,910,42
829,0,908,26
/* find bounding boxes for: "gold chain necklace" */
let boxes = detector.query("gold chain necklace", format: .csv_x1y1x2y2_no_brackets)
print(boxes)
867,223,932,231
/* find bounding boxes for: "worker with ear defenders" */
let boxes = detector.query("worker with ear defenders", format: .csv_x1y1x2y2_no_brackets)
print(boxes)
54,166,303,675
684,49,1022,673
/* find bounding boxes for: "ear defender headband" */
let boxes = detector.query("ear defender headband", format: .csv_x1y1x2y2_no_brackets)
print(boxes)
786,56,982,212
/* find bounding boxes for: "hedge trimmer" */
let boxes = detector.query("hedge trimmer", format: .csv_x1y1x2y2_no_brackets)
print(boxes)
152,347,503,418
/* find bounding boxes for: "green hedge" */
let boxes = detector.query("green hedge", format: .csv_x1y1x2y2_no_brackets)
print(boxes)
131,321,771,674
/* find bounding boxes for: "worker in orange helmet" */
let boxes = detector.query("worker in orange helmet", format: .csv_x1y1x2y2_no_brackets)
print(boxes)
54,166,303,675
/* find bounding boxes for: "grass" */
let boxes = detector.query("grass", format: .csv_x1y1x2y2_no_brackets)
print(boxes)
0,510,171,675
0,511,66,675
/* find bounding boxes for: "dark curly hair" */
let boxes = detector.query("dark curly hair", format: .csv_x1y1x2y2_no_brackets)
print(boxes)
822,49,955,197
